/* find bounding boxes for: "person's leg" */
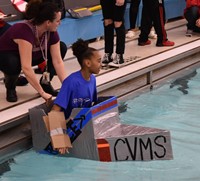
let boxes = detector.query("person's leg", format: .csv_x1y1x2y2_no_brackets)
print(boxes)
184,6,200,32
152,0,174,46
129,0,141,29
114,3,126,54
0,52,21,102
0,21,28,87
138,0,152,45
126,0,141,38
100,0,115,65
107,2,126,66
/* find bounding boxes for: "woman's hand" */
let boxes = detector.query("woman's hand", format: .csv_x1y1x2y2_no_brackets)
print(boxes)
40,91,53,106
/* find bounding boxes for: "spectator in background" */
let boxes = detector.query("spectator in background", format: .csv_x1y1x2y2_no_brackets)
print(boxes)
100,0,127,67
138,0,174,47
0,0,67,102
126,0,157,39
184,0,200,37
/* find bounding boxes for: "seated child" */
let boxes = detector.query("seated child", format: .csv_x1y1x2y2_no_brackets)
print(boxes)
51,39,102,154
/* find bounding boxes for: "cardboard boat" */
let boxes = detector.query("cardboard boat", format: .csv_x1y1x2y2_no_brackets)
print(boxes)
29,96,173,162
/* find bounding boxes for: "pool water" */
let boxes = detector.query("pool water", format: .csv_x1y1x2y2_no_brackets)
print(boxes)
1,69,200,181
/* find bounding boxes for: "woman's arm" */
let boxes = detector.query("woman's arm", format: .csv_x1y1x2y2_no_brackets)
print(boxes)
15,39,52,101
50,41,67,83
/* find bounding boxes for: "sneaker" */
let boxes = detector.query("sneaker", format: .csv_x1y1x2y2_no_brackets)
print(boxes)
185,29,193,37
148,30,157,39
101,53,113,66
6,89,17,102
156,40,175,47
16,75,28,86
126,30,136,38
138,40,151,46
108,54,124,67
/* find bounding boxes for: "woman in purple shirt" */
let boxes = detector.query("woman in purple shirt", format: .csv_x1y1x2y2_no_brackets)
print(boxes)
0,0,67,102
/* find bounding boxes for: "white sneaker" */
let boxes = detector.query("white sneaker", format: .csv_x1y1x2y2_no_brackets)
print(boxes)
148,30,157,39
126,30,136,38
108,54,124,67
101,53,113,67
185,29,193,37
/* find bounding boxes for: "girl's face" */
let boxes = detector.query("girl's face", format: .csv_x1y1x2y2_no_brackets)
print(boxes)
47,12,61,32
88,51,102,74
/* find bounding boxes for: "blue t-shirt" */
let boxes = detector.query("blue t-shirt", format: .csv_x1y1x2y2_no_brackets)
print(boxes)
54,71,97,119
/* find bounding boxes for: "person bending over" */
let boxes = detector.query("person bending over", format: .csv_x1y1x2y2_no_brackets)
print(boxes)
184,0,200,37
51,39,101,154
0,0,67,103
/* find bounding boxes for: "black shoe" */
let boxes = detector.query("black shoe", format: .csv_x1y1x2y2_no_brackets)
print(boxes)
6,89,17,102
16,76,28,86
40,81,59,96
101,53,113,66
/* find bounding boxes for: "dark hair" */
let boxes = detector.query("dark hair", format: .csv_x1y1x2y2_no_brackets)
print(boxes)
72,39,97,66
25,0,60,25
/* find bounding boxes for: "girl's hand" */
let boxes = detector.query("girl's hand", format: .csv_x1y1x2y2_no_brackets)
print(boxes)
57,147,69,154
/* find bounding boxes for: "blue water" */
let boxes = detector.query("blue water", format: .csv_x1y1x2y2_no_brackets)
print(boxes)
1,69,200,181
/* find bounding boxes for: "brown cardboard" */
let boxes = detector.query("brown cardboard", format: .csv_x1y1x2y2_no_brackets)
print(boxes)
47,111,72,149
51,134,72,149
43,115,50,132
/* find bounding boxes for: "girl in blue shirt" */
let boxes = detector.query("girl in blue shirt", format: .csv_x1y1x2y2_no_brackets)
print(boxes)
53,39,101,117
52,39,101,153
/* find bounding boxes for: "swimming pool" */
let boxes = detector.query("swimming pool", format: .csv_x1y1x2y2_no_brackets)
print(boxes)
1,68,200,181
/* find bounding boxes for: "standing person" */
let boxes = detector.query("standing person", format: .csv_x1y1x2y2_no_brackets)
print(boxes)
138,0,174,47
0,0,67,103
101,0,127,67
51,39,101,154
126,0,157,39
184,0,200,37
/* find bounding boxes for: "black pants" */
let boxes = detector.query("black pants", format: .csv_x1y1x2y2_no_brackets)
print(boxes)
129,0,141,29
139,0,167,44
184,6,200,32
100,0,126,54
0,41,67,80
